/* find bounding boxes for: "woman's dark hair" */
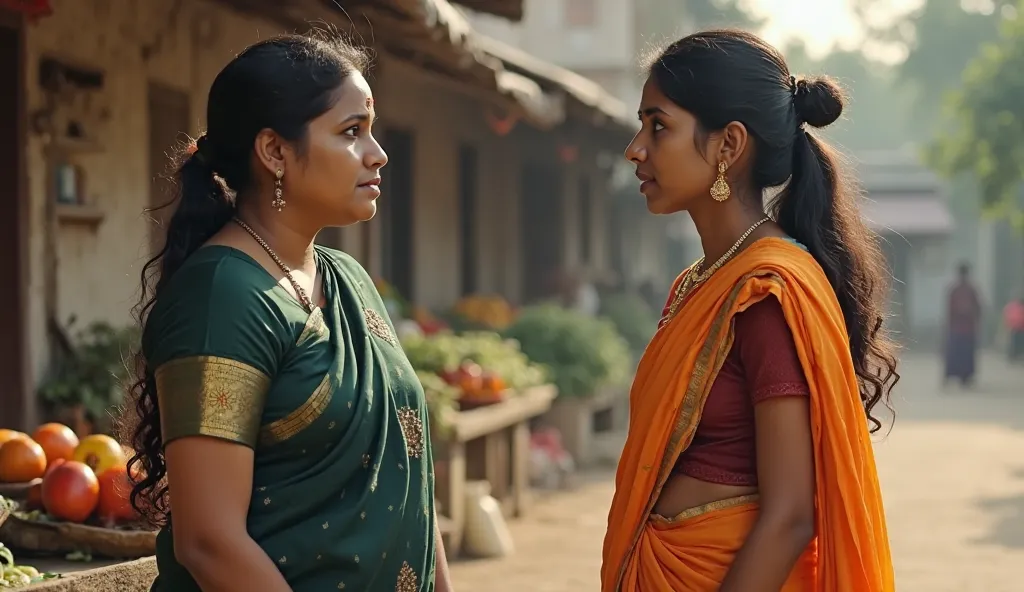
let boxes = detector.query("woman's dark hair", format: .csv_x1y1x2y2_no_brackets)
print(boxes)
123,33,369,524
648,29,899,433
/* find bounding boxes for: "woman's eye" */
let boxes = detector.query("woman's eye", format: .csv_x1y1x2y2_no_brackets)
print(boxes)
343,126,360,137
652,121,665,133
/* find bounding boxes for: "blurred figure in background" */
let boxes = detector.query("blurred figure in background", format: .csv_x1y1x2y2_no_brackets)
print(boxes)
944,262,982,387
1004,289,1024,363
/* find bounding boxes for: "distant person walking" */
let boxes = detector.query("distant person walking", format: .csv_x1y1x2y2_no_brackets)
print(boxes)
1004,291,1024,362
944,263,982,387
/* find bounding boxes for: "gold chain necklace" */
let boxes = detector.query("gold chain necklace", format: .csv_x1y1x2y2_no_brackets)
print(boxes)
233,217,315,313
663,216,771,322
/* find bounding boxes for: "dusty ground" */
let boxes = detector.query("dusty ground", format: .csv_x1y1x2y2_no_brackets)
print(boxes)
449,352,1024,591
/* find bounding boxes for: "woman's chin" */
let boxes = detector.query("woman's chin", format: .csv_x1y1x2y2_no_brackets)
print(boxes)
351,200,377,222
644,194,674,215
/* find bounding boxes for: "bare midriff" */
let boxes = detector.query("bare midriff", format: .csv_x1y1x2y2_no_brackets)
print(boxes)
653,474,758,518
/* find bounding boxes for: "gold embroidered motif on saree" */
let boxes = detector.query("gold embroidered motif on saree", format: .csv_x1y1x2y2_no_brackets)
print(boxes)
363,307,397,346
397,406,424,459
396,562,418,592
155,356,271,448
258,373,334,446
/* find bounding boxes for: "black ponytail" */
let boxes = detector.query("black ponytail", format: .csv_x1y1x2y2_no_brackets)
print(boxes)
123,32,370,524
770,99,899,434
159,137,236,282
649,29,900,434
121,141,233,522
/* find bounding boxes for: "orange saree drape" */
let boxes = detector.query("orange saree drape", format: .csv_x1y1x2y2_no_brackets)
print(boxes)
601,238,894,592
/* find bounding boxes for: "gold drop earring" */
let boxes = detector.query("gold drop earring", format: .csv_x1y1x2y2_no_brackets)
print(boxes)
710,161,731,202
272,168,285,211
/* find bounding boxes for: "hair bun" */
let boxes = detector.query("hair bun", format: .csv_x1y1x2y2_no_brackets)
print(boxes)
792,75,844,128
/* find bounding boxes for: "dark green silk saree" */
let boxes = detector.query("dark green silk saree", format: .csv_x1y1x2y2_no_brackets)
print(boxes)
147,245,435,591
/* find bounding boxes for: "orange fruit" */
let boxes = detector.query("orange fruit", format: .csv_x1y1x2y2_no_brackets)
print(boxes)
41,460,99,523
32,423,80,467
72,434,125,476
96,466,138,523
0,429,28,448
0,437,48,483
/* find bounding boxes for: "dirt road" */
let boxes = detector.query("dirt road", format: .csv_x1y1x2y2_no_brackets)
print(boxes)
450,352,1024,591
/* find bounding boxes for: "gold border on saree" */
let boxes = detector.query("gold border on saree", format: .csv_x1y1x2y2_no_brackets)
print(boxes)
649,494,760,526
259,373,335,446
156,355,271,448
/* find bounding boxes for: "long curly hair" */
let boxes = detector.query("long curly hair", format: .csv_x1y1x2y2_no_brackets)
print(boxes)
121,33,369,525
648,30,900,433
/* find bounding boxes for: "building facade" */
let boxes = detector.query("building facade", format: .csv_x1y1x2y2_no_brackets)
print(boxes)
0,0,632,429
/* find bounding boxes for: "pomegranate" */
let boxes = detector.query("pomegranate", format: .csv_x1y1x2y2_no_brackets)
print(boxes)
41,460,100,523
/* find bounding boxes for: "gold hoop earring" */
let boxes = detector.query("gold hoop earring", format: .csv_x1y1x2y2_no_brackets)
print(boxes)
710,161,731,202
272,169,285,211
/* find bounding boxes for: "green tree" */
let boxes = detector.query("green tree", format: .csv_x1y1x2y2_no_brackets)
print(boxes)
854,0,1014,139
928,1,1024,211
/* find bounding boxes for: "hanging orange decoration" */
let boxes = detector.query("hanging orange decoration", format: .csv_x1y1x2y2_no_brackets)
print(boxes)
485,110,519,137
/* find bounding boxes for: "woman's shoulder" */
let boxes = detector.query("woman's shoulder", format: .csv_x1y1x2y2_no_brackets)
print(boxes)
315,244,379,288
143,247,300,369
161,246,278,298
315,244,364,272
150,246,299,328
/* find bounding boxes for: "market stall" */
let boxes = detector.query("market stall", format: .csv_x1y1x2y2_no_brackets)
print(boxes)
432,384,556,557
0,426,155,588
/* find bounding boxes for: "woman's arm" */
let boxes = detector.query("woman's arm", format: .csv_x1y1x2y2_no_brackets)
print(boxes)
166,437,291,592
720,298,816,592
719,396,815,591
433,515,453,592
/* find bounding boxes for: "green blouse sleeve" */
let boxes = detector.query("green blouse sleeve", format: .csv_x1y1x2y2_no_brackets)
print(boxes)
144,253,291,449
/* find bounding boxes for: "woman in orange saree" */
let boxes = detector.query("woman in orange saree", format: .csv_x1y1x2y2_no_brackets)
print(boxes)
602,30,899,592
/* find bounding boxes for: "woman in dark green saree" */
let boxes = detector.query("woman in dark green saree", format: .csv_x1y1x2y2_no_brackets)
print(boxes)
124,33,451,592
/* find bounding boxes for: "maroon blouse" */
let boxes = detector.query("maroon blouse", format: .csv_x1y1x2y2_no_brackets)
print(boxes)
673,297,810,486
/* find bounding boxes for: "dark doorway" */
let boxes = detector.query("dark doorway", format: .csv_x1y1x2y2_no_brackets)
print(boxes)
0,17,28,428
458,144,479,296
520,163,564,303
146,83,190,254
379,129,415,301
578,174,592,266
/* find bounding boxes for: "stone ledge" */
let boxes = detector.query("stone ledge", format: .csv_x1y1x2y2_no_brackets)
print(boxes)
29,557,155,592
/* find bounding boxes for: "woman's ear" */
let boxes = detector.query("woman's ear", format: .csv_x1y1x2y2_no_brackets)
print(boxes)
718,121,749,168
253,128,288,178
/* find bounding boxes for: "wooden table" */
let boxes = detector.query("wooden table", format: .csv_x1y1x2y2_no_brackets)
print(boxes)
432,385,557,557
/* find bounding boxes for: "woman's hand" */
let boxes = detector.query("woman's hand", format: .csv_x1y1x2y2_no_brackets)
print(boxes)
165,437,292,592
433,515,454,592
720,396,816,592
